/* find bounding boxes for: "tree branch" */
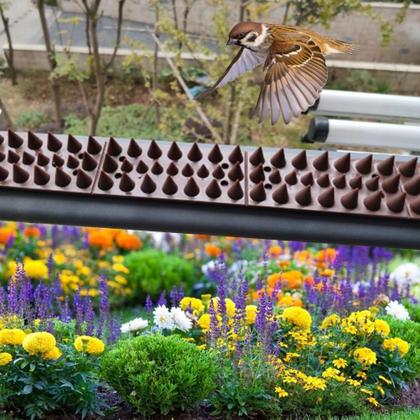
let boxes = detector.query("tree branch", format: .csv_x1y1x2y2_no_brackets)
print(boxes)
150,33,223,144
105,0,126,71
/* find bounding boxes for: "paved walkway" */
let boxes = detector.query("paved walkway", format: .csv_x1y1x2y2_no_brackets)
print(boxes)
0,2,215,57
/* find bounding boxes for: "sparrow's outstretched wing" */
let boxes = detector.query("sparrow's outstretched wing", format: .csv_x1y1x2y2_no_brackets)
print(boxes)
196,48,266,99
255,37,328,124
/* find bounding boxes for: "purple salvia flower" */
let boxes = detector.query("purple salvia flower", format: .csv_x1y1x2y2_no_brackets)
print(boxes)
96,276,110,338
61,296,71,322
108,315,121,344
0,286,5,315
169,286,178,307
73,290,84,334
84,297,95,336
208,300,219,346
145,295,153,312
157,291,167,306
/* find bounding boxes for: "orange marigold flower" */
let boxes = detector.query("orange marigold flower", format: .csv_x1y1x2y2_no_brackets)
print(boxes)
317,248,337,264
195,234,211,240
278,260,290,269
267,273,282,289
268,245,282,257
23,226,41,238
0,227,14,244
281,270,303,289
278,295,303,307
205,243,222,257
116,232,142,250
88,230,113,249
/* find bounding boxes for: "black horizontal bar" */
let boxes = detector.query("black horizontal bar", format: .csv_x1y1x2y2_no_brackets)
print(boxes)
1,188,419,249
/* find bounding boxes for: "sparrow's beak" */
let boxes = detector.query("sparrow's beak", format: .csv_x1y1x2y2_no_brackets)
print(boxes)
226,38,237,46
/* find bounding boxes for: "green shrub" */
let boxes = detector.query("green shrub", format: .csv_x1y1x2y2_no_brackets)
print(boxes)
64,103,186,140
15,111,47,130
125,249,196,300
211,351,281,419
100,335,216,417
403,301,420,324
329,70,390,94
383,316,420,379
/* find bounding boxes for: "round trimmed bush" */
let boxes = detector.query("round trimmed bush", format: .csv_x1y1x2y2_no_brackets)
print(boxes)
124,250,196,300
100,335,216,416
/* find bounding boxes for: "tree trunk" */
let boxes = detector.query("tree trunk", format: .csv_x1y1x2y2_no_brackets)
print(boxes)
153,2,161,125
0,97,12,128
88,8,105,136
105,0,126,71
0,5,17,85
36,0,63,129
224,0,248,144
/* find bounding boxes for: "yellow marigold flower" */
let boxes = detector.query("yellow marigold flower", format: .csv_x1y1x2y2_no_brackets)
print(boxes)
0,352,12,366
356,371,367,380
382,338,410,357
354,347,377,366
284,352,300,363
24,258,49,279
361,388,373,395
210,297,236,318
115,275,128,285
367,397,380,407
43,346,62,361
379,375,392,385
283,307,312,330
53,253,66,265
0,328,26,345
374,319,390,336
112,263,129,274
112,255,125,263
332,358,347,369
376,385,385,396
303,376,326,391
347,378,361,387
245,305,257,325
180,297,204,314
23,332,56,354
320,314,340,330
74,336,105,355
275,386,288,398
322,367,345,382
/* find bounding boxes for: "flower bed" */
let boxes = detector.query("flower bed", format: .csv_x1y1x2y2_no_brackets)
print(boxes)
0,222,418,418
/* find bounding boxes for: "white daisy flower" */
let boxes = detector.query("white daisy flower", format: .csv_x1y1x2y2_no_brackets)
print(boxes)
153,305,175,330
385,300,411,321
170,307,192,332
120,317,148,334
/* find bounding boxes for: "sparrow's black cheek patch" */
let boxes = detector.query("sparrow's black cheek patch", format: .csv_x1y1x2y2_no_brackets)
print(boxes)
246,34,257,42
0,131,418,220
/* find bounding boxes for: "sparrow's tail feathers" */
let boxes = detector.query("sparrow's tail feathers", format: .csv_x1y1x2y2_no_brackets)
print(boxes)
325,38,355,55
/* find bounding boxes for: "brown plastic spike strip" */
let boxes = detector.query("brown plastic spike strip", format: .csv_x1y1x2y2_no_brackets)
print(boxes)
0,130,419,220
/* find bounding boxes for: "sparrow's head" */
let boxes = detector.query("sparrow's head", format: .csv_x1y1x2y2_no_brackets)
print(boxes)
227,22,266,49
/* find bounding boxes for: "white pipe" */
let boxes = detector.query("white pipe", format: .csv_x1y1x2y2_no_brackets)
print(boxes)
311,90,420,122
306,117,420,152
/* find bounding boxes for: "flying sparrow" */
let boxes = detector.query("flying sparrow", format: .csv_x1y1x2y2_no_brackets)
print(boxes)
198,22,352,124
